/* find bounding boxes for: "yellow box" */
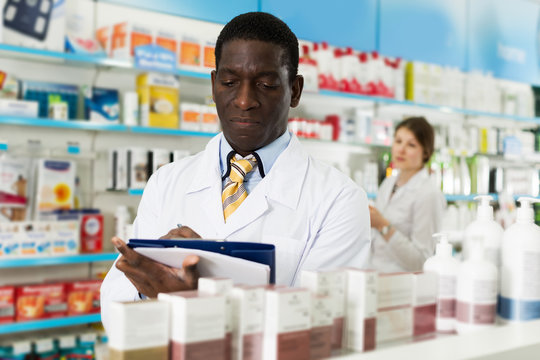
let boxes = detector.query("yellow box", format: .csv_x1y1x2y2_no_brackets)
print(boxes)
137,73,180,129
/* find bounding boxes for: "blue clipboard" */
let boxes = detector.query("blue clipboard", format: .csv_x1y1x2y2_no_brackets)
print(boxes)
128,239,276,284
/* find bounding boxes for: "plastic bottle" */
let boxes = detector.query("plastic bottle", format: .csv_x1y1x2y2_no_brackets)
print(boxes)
455,237,498,334
423,233,460,332
114,205,131,241
463,195,504,267
499,197,540,323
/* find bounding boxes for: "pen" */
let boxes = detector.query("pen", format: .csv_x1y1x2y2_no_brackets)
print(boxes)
177,223,182,228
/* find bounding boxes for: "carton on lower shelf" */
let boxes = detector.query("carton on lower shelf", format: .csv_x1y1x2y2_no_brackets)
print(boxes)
263,287,311,360
0,285,15,324
158,290,226,360
108,300,170,360
15,283,67,321
230,285,265,360
300,269,346,350
344,268,377,352
376,273,413,344
310,295,333,360
66,279,102,315
412,272,438,337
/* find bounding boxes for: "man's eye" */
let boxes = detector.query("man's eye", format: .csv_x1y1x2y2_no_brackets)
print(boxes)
221,80,235,87
259,82,279,89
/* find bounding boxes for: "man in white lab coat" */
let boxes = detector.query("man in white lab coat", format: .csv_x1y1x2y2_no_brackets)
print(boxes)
101,12,371,331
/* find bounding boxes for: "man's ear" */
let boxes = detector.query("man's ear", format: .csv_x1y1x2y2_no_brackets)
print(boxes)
290,75,304,108
211,70,217,103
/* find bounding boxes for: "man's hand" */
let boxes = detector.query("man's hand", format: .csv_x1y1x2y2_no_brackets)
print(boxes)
112,237,199,298
159,225,202,239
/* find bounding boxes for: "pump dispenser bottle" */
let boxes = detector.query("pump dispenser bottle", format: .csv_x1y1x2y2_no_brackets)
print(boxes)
423,233,460,332
463,195,504,266
499,197,540,322
456,237,498,334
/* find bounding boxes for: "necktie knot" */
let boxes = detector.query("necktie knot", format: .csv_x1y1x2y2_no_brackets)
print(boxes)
222,154,258,222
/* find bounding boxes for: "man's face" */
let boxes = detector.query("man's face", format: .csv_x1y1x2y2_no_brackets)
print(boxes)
211,39,303,156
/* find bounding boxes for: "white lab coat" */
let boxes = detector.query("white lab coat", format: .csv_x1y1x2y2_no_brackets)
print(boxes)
369,168,446,273
101,133,371,331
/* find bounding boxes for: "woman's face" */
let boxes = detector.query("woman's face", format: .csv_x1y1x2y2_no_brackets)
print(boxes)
391,127,425,172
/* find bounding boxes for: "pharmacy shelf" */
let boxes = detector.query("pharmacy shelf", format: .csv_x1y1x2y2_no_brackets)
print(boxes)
0,116,128,132
129,126,217,137
0,253,117,268
128,189,144,196
0,314,101,335
319,90,540,125
0,43,211,79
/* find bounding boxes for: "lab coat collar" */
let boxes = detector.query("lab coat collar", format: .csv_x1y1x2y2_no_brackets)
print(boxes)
383,167,430,205
186,133,224,194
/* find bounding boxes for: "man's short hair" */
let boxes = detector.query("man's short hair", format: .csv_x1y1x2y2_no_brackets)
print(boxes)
215,12,299,83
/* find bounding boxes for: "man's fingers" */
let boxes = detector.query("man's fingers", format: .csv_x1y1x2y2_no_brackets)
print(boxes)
112,237,141,265
182,255,200,289
159,226,202,239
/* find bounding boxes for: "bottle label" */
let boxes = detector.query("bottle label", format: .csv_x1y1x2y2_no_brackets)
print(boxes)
439,275,456,298
522,252,540,298
437,298,456,319
498,295,540,321
456,301,496,324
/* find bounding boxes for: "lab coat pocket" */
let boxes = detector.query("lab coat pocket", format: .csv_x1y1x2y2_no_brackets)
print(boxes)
264,235,306,285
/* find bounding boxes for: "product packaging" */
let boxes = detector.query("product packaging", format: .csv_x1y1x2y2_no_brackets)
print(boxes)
65,0,102,54
376,273,413,344
200,105,220,133
22,80,78,120
111,22,153,60
203,39,216,69
158,291,226,360
0,156,30,222
155,29,178,55
423,233,459,333
122,92,139,126
127,147,148,189
34,337,59,359
15,282,67,321
230,285,265,360
344,268,377,352
114,205,131,241
84,86,120,123
309,295,333,359
263,287,311,360
499,197,540,323
108,148,127,191
148,148,172,176
0,71,19,99
0,222,21,257
411,272,437,337
3,0,66,51
19,221,51,257
463,195,504,266
300,269,346,350
198,278,234,360
0,99,39,118
456,238,498,334
66,279,102,315
298,44,319,93
108,300,170,360
179,35,202,69
0,285,15,324
34,159,76,215
179,102,202,131
80,209,103,253
50,220,79,255
137,73,180,129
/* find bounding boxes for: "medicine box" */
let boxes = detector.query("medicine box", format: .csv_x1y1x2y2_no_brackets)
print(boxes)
0,99,38,118
65,279,102,315
0,285,15,324
158,291,226,360
84,86,119,123
137,73,180,129
111,22,153,60
22,81,78,120
310,295,333,360
230,285,265,360
376,273,413,344
263,287,311,360
15,282,67,321
108,300,169,360
411,272,438,337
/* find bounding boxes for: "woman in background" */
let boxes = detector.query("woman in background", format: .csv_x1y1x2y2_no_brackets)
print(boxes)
369,116,446,272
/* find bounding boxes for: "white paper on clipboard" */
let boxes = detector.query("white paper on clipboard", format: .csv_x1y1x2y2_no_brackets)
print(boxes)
134,247,270,285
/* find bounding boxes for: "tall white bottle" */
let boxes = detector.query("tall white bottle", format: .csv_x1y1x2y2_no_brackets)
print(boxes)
463,195,504,266
455,238,498,334
423,233,460,332
499,197,540,322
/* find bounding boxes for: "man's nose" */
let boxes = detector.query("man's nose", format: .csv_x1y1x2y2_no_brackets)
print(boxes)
233,82,258,110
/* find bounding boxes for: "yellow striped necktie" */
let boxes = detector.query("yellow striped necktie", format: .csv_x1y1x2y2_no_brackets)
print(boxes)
222,154,257,222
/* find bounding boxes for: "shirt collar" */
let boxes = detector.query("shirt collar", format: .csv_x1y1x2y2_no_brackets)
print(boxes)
220,131,292,177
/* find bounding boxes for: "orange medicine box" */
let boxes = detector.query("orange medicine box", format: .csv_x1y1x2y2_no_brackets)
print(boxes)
66,279,102,315
156,30,177,54
111,22,153,59
0,285,15,324
179,35,201,68
16,283,67,321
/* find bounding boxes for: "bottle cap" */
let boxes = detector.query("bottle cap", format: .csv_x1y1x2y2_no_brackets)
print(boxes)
433,232,452,257
474,195,494,220
516,197,540,223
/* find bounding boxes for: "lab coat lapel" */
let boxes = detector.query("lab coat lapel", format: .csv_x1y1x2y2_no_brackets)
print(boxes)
185,134,226,229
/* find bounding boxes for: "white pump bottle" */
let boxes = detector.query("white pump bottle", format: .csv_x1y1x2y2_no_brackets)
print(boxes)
499,197,540,322
456,237,498,334
463,195,504,267
423,233,459,332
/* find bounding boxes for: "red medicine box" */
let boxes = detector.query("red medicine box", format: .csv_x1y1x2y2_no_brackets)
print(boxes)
65,279,102,315
15,283,67,321
0,285,15,324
